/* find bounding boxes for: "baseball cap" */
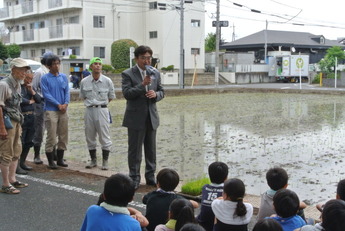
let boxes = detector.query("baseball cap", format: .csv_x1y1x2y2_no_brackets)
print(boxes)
90,57,102,65
10,58,30,69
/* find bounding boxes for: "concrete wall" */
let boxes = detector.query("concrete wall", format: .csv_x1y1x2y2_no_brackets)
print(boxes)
322,71,345,87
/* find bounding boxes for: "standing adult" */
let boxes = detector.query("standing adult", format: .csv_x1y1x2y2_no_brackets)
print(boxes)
41,55,69,169
0,58,30,194
32,51,53,164
79,57,115,170
81,68,91,79
17,69,41,174
122,45,165,189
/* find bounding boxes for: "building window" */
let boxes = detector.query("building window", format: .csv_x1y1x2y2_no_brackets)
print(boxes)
70,46,80,55
69,16,79,24
30,49,36,58
57,48,63,56
149,2,157,9
191,19,200,27
320,36,325,44
191,48,200,55
149,31,158,39
93,16,105,28
94,46,105,58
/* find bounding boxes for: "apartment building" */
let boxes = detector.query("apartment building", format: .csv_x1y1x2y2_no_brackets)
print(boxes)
0,0,205,73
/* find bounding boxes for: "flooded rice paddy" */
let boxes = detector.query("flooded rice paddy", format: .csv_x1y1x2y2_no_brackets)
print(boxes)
67,92,345,205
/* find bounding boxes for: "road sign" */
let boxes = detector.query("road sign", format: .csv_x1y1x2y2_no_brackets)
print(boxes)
212,20,229,27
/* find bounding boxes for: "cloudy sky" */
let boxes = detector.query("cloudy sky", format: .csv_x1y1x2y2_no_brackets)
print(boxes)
205,0,345,41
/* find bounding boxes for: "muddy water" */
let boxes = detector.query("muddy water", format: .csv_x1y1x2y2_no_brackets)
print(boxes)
67,92,345,205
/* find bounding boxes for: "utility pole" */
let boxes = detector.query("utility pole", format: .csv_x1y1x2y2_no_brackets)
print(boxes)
215,0,220,87
179,0,184,89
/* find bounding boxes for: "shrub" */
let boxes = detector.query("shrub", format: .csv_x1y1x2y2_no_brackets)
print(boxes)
102,64,114,74
181,177,210,196
161,65,174,72
111,39,138,70
69,54,77,59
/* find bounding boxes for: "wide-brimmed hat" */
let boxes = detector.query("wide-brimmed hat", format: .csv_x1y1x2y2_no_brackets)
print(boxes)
10,58,30,69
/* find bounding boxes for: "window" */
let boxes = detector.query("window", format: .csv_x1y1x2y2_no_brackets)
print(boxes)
191,19,200,27
191,48,200,55
69,16,79,24
30,50,36,58
149,2,157,9
93,16,105,28
94,46,105,58
70,46,80,55
149,31,158,39
57,48,63,56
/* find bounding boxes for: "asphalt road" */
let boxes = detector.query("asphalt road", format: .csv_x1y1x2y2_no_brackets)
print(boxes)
0,166,148,231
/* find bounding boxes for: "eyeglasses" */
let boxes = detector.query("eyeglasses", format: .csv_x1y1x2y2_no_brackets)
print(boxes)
139,56,152,61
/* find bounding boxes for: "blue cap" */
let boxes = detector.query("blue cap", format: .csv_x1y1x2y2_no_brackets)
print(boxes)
42,51,54,59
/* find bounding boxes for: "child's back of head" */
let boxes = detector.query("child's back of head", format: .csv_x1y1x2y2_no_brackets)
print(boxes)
224,178,247,217
337,179,345,200
266,167,288,191
273,189,299,218
157,168,180,191
253,219,283,231
208,161,228,184
322,199,345,231
103,173,135,207
169,199,196,231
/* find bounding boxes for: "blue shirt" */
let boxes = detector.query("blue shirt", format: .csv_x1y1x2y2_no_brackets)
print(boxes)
269,215,306,231
41,72,70,111
80,205,141,231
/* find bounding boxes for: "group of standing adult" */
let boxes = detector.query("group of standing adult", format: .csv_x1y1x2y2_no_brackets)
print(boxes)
0,45,165,194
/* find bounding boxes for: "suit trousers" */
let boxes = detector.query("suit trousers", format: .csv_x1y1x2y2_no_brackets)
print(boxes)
127,117,156,184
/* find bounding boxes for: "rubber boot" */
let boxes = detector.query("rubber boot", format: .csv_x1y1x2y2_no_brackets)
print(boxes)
56,149,68,167
53,146,57,161
85,150,97,169
46,152,58,169
16,163,28,175
101,150,109,170
20,146,33,171
33,145,43,164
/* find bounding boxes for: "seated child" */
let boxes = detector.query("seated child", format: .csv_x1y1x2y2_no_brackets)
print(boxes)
143,168,198,231
267,189,306,231
316,178,345,212
197,161,228,231
297,199,345,231
258,167,307,220
253,219,283,231
155,198,196,231
211,178,253,231
80,173,141,231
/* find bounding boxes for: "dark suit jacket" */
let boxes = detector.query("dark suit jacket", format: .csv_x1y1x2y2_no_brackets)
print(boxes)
121,65,164,130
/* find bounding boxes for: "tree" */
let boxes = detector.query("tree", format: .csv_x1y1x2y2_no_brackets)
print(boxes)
111,39,138,70
318,46,345,73
205,32,216,52
0,41,8,62
6,44,21,58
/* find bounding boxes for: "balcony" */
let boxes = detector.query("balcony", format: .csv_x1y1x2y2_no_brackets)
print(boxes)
0,0,82,21
8,24,83,45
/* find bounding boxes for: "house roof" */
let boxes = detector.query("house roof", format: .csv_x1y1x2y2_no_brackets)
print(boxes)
221,30,344,50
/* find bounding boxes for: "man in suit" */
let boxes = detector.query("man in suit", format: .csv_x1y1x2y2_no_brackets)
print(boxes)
122,45,164,189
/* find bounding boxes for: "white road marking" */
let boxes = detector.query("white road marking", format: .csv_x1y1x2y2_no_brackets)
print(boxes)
17,175,147,209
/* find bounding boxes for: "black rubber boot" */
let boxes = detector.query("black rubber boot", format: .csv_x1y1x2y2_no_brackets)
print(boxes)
33,145,43,164
46,152,58,169
16,163,28,175
20,146,33,171
56,149,68,167
101,150,110,170
85,150,97,169
53,146,57,161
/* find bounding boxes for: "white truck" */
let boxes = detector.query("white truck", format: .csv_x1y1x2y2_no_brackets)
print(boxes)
268,55,309,82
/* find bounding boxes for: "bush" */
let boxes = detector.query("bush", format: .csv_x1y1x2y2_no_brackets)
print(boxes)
69,54,77,59
111,39,138,70
161,65,174,72
102,64,114,74
113,68,127,74
181,177,210,196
